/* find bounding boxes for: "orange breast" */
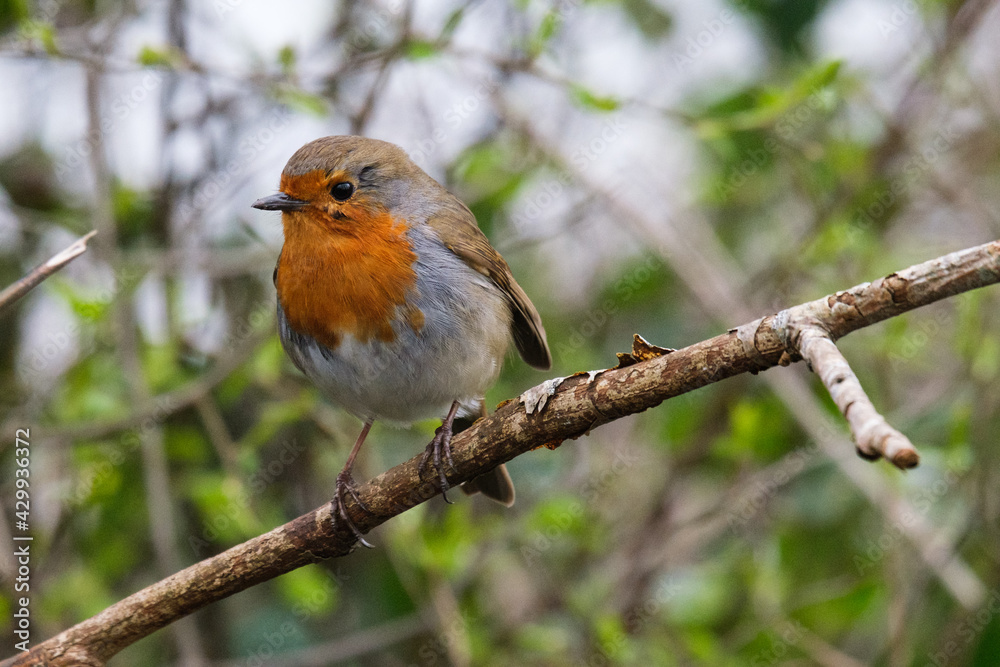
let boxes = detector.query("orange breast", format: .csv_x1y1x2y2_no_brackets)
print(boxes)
275,201,420,350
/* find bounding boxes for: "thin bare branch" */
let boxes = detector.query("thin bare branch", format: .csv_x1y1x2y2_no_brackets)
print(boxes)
790,325,919,468
0,231,97,313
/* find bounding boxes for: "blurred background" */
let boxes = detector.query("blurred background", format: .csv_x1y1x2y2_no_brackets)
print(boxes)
2,0,1000,664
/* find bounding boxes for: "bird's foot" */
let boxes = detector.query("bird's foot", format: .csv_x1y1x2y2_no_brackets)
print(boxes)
420,420,456,504
331,469,374,548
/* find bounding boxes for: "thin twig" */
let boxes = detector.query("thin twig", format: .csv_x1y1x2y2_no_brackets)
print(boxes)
0,230,97,313
194,397,241,478
787,325,919,468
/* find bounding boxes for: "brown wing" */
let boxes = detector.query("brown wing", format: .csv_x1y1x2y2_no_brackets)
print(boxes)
426,196,551,370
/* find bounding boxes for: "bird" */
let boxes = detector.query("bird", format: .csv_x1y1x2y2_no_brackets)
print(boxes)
252,135,551,546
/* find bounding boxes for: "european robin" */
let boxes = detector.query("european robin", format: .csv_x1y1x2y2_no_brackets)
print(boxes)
252,135,551,545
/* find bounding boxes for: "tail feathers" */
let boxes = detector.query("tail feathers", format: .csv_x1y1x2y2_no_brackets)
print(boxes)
461,464,515,507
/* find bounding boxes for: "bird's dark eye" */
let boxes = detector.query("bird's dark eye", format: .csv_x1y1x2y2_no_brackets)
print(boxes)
331,182,354,201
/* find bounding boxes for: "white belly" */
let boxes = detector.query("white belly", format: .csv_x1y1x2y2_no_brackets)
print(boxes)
277,228,512,424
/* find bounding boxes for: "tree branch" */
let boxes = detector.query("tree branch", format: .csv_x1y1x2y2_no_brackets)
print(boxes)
0,231,97,313
790,325,918,467
7,239,1000,666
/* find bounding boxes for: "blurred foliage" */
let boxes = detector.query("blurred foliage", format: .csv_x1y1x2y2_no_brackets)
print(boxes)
735,0,833,55
1,0,1000,666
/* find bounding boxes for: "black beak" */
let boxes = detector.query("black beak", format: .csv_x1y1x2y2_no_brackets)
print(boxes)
251,192,308,212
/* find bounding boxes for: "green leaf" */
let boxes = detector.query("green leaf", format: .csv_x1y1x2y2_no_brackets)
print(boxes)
40,30,56,56
694,61,841,135
737,0,834,54
277,45,296,75
571,85,621,112
441,7,465,39
137,45,174,67
453,137,534,213
528,11,560,57
621,0,673,40
112,182,157,250
48,281,110,321
24,20,59,54
275,88,327,116
404,38,438,60
2,0,30,33
800,59,841,91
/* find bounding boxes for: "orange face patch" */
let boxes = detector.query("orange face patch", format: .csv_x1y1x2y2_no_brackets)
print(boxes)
275,169,422,349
